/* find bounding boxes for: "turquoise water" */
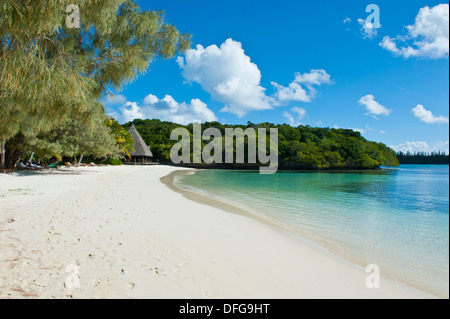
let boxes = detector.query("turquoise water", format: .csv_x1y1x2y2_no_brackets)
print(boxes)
177,165,449,297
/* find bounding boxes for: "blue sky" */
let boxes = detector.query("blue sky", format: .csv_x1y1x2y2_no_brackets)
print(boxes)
106,0,449,153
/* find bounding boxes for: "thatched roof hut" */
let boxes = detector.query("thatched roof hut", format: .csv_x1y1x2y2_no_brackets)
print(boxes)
125,124,153,163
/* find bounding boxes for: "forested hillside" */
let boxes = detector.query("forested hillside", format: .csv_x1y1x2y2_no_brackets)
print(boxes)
124,119,399,169
397,152,449,164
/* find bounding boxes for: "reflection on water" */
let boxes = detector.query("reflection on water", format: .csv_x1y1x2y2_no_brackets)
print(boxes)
178,165,449,297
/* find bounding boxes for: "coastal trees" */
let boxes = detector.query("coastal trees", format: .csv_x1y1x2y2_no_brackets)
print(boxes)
106,118,135,159
124,119,400,169
0,0,191,168
32,102,122,164
396,151,449,164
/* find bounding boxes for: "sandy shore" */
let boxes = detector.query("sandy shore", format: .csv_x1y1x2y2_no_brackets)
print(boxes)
0,165,437,299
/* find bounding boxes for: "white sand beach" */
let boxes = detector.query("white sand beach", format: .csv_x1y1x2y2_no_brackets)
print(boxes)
0,165,437,299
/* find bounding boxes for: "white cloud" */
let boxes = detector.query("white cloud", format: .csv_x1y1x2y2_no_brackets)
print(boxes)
349,127,366,134
177,39,331,117
343,17,352,31
118,102,144,123
177,39,271,117
109,94,217,125
358,18,379,39
143,94,159,105
412,104,449,124
272,69,332,105
332,124,367,135
272,82,309,104
295,69,332,86
379,4,449,59
282,107,307,127
358,94,392,118
390,141,449,154
103,94,127,106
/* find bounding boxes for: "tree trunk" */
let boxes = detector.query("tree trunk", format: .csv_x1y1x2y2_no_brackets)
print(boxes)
78,153,84,166
0,138,5,169
28,152,34,164
5,135,26,169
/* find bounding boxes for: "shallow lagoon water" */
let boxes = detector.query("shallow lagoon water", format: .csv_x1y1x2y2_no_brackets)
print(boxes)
177,165,449,297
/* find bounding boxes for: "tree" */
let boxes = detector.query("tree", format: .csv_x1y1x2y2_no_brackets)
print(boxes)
0,0,191,168
125,119,400,169
106,118,135,159
31,101,122,165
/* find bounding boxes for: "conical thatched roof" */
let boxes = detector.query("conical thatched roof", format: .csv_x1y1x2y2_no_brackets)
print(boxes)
128,125,153,157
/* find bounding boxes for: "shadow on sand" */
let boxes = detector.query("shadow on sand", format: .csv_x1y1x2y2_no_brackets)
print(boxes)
3,168,100,177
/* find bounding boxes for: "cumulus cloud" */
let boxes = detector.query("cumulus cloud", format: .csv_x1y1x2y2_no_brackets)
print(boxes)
412,104,449,124
143,94,159,105
390,141,449,154
358,18,379,39
282,107,307,127
358,94,392,118
109,94,217,125
294,69,332,86
103,94,127,106
379,4,449,59
271,69,332,105
117,102,144,123
177,39,331,117
349,127,366,134
272,82,309,104
177,39,271,117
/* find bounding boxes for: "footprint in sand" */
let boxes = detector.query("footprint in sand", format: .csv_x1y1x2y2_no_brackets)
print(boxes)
149,267,166,277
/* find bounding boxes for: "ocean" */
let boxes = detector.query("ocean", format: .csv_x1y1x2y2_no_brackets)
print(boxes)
176,165,449,297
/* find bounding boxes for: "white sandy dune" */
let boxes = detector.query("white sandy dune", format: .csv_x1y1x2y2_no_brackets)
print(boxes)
0,166,436,299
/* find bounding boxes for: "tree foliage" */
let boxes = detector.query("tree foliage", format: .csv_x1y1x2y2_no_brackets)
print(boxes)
125,119,400,169
106,117,135,159
0,0,191,168
397,151,449,165
33,102,121,159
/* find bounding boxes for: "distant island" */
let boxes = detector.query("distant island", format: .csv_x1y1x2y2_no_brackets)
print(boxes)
397,152,449,165
124,119,399,170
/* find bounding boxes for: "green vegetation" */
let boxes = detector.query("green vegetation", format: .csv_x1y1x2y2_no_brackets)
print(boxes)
125,119,400,169
397,151,449,165
103,158,124,166
0,0,190,168
0,1,400,170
